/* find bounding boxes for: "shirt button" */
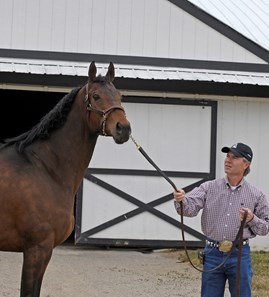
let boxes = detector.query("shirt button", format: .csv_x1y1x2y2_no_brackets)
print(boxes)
229,203,232,205
227,214,230,216
225,224,228,227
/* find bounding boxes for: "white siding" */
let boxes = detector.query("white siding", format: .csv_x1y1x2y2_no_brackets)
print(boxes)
217,98,269,250
81,101,212,241
80,98,269,249
90,102,212,172
0,0,265,63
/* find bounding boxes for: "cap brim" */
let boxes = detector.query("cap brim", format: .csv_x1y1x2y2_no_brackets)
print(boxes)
221,147,229,153
221,147,242,157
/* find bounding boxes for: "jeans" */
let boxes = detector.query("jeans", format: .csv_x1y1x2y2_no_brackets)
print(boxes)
201,243,253,297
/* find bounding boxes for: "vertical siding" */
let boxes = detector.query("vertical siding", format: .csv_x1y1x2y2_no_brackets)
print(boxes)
143,0,158,57
217,99,269,249
38,0,53,50
11,0,27,49
129,0,145,56
64,1,80,52
77,0,94,53
103,0,119,54
181,11,196,58
24,0,40,49
193,21,209,60
0,0,265,63
0,1,12,48
51,0,66,51
155,0,171,57
117,0,132,54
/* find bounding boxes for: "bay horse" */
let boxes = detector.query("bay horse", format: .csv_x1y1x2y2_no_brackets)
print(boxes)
0,61,131,297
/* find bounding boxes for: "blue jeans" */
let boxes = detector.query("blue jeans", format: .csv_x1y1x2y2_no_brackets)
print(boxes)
201,244,252,297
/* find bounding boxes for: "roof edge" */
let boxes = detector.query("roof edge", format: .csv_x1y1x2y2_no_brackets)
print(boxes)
1,72,269,99
0,49,269,73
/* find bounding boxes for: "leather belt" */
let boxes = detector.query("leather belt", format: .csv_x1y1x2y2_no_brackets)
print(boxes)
206,239,249,252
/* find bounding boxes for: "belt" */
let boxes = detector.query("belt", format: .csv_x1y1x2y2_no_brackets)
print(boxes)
206,239,249,252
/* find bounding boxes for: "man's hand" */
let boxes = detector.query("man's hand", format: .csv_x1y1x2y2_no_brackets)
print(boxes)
173,188,185,202
240,207,254,223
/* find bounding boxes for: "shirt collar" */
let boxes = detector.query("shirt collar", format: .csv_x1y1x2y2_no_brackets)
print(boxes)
225,176,245,189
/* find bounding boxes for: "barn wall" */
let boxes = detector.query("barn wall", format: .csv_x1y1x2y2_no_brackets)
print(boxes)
75,98,216,248
216,98,269,250
76,95,269,250
0,0,265,64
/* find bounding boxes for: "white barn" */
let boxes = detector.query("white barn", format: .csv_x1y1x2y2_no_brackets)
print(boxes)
0,0,269,250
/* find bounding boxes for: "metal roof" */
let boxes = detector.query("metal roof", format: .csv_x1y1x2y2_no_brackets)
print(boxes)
188,0,269,51
1,58,269,87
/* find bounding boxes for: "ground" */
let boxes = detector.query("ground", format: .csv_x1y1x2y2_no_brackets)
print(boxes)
0,244,230,297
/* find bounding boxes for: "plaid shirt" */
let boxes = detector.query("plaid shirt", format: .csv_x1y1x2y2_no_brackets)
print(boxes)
174,177,269,241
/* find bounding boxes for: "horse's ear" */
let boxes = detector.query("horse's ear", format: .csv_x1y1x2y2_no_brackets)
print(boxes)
88,61,97,82
105,62,115,82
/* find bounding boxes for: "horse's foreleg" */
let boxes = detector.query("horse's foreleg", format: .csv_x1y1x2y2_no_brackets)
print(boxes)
20,239,54,297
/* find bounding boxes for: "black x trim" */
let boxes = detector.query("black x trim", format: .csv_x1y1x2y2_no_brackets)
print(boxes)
75,169,210,246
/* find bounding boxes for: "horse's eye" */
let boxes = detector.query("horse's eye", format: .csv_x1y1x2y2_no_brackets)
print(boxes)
92,94,100,101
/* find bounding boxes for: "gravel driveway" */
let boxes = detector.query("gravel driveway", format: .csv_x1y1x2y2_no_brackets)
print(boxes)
1,244,228,297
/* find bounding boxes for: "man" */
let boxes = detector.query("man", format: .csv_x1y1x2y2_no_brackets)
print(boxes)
173,142,269,297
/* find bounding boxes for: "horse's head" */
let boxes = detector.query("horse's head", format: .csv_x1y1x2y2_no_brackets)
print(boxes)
85,62,131,144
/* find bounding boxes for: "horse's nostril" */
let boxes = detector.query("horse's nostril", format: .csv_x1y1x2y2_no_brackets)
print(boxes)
116,122,124,134
115,122,131,142
117,122,131,134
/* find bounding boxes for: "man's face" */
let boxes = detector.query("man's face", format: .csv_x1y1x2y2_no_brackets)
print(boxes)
224,152,250,177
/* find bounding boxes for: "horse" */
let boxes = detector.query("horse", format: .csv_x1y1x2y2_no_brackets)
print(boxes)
0,61,131,297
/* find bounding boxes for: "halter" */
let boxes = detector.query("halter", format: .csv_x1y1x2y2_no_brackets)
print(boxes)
84,84,125,136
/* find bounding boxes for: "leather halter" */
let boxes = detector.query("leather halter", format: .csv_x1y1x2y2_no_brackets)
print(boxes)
84,84,125,136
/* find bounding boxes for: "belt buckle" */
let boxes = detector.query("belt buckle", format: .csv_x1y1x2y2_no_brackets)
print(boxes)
218,240,233,252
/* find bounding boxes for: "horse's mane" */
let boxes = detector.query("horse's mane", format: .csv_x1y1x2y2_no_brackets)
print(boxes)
93,75,107,84
0,87,81,152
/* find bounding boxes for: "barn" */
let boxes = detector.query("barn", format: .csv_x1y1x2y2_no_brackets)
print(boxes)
0,0,269,250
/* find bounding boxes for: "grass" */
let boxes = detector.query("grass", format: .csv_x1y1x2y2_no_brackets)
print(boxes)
162,249,269,296
252,251,269,297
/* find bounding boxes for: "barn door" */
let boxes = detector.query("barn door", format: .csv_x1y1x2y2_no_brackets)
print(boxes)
75,97,217,248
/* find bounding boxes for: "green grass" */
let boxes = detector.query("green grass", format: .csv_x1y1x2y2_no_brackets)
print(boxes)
252,251,269,297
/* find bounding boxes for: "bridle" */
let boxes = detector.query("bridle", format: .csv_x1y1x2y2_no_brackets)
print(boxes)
84,84,125,136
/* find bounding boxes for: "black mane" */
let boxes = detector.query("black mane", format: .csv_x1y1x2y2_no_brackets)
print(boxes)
0,87,81,152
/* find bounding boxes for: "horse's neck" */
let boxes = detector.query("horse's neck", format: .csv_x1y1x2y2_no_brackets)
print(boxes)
30,91,98,193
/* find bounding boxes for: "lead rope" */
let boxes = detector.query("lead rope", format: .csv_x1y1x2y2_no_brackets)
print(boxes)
236,211,246,297
130,135,248,296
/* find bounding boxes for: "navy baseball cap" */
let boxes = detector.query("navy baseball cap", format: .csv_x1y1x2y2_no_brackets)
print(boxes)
221,142,253,162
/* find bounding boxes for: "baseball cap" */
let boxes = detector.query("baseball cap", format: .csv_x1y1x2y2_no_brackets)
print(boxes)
221,142,253,162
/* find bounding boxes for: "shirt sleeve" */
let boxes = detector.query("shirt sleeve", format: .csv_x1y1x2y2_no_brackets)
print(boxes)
174,182,208,217
247,192,269,236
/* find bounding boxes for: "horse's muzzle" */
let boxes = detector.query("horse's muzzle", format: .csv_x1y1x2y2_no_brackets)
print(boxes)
113,122,131,144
